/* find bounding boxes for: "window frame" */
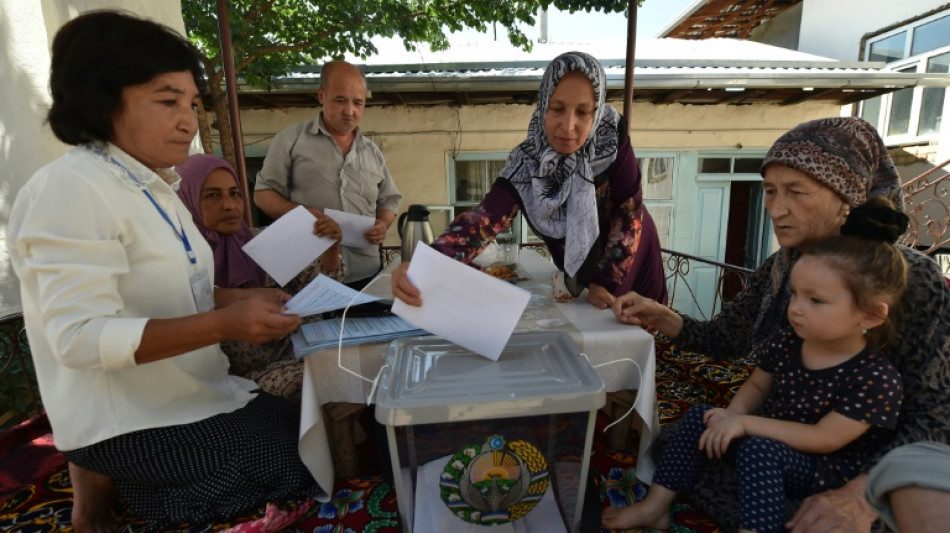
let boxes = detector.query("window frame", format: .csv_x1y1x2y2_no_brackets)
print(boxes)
860,9,950,145
444,151,531,243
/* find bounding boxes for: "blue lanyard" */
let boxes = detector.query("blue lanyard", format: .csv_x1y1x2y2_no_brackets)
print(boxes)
89,146,197,264
140,188,197,264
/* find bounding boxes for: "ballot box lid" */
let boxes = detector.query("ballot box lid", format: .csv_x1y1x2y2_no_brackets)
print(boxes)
375,330,606,426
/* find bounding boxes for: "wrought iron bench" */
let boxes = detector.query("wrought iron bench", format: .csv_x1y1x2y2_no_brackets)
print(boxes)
0,313,42,431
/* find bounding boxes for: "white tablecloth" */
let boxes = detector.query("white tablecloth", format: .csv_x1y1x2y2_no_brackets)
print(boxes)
299,250,660,485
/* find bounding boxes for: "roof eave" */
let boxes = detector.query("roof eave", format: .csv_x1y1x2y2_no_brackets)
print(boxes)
254,72,950,94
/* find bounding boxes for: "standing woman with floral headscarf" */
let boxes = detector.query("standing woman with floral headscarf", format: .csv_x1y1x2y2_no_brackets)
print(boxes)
392,51,668,308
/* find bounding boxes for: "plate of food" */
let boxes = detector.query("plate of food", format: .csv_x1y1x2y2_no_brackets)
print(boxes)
482,263,519,283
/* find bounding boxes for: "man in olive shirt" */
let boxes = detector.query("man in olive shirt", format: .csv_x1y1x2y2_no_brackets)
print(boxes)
255,61,401,288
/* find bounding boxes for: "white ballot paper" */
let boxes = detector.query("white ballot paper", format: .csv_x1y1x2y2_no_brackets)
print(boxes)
284,274,380,317
392,243,530,361
241,206,336,286
325,208,374,248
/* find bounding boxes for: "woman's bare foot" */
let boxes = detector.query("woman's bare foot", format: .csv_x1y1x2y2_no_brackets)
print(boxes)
68,462,118,533
601,501,671,531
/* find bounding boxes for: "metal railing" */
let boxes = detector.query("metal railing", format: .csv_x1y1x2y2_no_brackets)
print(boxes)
0,313,42,429
899,157,950,255
661,248,755,320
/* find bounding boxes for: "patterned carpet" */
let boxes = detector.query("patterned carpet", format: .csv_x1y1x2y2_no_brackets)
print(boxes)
0,340,751,532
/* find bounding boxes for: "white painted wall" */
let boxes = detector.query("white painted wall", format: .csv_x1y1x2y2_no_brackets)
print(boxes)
0,0,185,316
749,1,802,51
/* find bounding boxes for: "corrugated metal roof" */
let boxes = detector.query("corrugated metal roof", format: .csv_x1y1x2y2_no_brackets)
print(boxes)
231,37,950,109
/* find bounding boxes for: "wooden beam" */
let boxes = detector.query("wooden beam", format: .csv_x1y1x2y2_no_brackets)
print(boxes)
839,88,897,106
652,89,692,105
780,87,837,106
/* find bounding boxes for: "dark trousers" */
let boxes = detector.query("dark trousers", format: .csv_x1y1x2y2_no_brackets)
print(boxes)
653,404,817,533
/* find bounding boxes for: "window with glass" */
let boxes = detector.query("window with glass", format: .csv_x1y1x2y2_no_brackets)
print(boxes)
869,32,906,63
920,51,950,135
447,154,532,243
698,156,764,175
860,10,950,144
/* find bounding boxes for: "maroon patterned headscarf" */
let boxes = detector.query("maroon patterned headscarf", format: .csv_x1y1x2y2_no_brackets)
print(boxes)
753,117,905,338
175,154,266,288
761,116,903,209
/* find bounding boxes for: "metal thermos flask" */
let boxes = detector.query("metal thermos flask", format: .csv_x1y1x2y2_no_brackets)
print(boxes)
397,204,434,261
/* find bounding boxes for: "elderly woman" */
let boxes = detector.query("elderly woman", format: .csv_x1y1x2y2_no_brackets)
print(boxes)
176,153,344,403
7,11,322,531
392,51,668,308
613,116,950,532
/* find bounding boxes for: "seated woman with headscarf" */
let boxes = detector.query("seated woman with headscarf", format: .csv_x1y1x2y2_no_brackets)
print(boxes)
612,116,950,532
392,50,668,309
176,153,344,403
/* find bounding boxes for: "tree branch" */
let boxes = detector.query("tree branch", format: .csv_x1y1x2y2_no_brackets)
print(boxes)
236,8,439,61
243,0,279,25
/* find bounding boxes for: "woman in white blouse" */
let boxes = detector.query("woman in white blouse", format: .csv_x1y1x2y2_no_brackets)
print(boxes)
7,11,322,532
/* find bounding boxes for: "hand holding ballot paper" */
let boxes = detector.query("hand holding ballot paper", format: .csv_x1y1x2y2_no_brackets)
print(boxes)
391,243,531,361
324,208,376,249
242,206,340,286
239,207,529,362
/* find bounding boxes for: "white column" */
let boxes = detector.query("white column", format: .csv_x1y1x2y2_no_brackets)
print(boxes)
0,0,184,315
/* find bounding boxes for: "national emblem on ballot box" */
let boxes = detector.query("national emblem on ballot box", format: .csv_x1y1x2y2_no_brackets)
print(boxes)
375,331,605,532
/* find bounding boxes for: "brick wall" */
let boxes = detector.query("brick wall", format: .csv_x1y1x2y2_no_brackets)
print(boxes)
890,144,940,166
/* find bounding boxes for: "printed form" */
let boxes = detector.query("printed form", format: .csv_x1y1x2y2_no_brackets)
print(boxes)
284,274,380,317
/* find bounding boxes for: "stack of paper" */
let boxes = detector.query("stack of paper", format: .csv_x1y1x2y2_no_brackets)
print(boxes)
291,315,429,358
284,274,380,317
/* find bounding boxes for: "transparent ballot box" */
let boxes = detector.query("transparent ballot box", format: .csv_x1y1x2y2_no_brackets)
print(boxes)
375,331,606,532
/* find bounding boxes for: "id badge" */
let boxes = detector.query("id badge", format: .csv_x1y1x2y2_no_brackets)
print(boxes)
190,269,215,313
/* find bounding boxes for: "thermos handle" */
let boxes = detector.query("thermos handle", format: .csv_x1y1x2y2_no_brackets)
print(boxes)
397,211,408,240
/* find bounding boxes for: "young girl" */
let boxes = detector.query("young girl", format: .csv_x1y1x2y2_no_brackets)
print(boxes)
603,197,909,533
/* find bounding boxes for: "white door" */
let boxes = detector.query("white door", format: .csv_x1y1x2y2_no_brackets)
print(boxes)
672,181,730,319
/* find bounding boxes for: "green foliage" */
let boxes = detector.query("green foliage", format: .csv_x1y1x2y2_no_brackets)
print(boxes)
182,0,629,88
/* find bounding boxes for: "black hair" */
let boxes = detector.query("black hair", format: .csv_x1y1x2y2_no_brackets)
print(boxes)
800,197,909,349
47,10,206,145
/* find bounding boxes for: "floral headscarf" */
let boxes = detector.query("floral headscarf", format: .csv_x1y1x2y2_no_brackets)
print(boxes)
500,51,620,276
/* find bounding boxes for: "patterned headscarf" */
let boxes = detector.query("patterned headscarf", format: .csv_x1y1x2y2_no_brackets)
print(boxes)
753,117,904,338
175,154,266,288
500,51,620,277
761,116,904,209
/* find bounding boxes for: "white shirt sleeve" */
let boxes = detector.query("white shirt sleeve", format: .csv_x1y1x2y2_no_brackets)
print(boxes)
10,165,145,371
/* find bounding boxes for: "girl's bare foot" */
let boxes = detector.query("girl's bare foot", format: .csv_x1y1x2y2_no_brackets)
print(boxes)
602,501,670,531
69,462,118,533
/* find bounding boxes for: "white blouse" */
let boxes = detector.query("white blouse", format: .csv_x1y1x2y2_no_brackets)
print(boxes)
7,144,257,451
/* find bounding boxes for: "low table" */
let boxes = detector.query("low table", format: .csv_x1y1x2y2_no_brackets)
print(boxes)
298,250,660,486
